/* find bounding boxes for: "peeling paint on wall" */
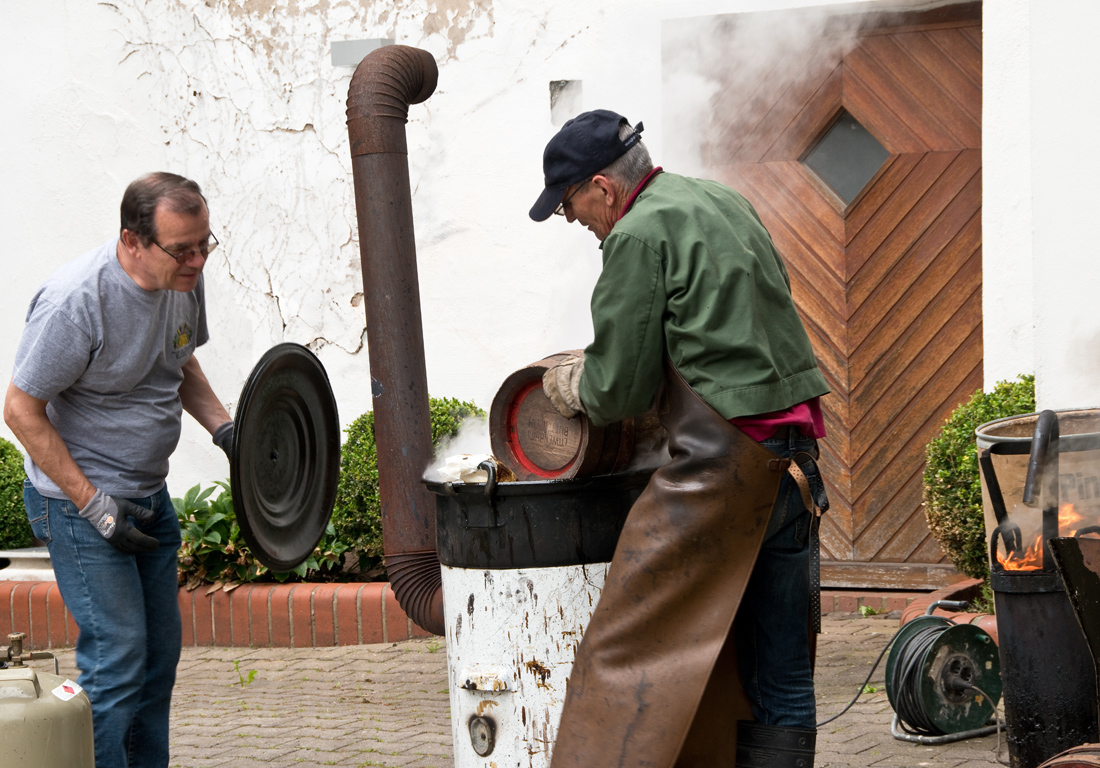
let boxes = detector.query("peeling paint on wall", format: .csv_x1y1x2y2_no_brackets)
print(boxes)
422,0,496,59
103,0,497,374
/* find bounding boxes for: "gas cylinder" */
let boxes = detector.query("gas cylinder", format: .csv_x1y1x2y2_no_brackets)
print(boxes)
0,633,94,768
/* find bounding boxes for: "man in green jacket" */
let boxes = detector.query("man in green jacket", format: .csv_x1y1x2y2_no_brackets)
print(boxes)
530,109,830,768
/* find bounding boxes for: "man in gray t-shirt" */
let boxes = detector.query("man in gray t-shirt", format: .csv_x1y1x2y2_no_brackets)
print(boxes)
4,172,235,768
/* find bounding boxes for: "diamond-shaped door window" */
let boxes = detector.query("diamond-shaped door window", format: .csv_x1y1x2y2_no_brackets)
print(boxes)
802,110,889,206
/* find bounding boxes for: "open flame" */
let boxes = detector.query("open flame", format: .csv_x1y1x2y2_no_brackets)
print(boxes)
997,503,1097,571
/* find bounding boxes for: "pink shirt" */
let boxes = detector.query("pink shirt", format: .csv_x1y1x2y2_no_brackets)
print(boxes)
731,398,826,441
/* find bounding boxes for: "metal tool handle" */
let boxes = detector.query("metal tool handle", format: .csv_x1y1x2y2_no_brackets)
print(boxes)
924,600,969,616
1023,409,1058,507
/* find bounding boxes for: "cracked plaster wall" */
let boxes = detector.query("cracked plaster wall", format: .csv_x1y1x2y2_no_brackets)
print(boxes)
11,0,1046,499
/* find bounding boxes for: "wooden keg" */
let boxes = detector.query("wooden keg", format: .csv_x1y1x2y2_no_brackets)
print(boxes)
489,351,636,481
1037,745,1100,767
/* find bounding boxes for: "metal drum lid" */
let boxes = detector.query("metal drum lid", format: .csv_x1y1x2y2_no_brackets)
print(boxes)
231,343,340,571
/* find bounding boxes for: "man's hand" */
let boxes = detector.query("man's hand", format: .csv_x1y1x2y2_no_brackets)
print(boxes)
543,356,587,419
79,490,159,554
213,420,234,460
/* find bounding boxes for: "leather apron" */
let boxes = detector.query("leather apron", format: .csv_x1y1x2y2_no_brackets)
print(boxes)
549,361,790,768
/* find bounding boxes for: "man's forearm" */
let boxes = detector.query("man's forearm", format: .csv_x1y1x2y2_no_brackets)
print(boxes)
3,381,96,508
179,355,231,434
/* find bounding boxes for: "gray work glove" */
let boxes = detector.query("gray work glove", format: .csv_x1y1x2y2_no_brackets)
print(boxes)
79,490,159,554
213,420,234,460
542,356,586,419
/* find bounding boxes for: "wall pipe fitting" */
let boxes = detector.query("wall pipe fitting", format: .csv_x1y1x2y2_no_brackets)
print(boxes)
346,45,443,635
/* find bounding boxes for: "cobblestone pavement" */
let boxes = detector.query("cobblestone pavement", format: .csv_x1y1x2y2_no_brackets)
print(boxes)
44,613,1008,768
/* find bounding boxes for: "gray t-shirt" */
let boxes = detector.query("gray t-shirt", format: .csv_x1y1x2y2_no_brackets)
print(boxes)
12,239,209,499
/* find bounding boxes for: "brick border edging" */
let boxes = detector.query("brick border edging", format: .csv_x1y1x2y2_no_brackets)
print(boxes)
0,582,434,650
820,589,923,615
3,581,965,650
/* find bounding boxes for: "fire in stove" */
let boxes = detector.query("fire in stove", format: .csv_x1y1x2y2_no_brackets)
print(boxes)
997,502,1100,570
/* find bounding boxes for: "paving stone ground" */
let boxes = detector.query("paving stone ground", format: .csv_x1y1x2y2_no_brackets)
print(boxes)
44,613,1009,768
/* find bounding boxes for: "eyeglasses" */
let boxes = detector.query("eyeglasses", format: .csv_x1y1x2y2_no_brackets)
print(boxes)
151,232,219,262
554,177,592,216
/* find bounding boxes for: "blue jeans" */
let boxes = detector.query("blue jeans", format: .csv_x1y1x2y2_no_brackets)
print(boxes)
24,481,182,768
733,429,818,729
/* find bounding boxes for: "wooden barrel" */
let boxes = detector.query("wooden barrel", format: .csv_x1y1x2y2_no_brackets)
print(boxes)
489,352,636,481
1038,745,1100,767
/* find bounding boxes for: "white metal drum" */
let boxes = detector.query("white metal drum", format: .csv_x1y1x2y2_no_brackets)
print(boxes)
441,562,608,768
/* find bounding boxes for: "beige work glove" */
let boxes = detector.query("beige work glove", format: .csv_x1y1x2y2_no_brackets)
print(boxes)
542,356,586,419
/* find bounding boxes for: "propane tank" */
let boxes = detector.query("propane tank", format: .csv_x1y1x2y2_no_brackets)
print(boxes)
0,632,94,768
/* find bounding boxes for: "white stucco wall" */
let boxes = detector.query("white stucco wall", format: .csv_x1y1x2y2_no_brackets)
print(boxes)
985,0,1100,410
1029,2,1100,411
1,0,872,497
982,0,1033,391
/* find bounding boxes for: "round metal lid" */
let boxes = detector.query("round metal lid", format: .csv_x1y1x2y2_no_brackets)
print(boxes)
231,343,340,571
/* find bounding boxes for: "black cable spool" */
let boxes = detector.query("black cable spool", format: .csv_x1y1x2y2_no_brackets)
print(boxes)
884,615,1002,736
231,343,341,572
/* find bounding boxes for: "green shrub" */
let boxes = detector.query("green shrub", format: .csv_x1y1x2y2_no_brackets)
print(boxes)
923,375,1036,581
331,397,486,573
0,439,32,550
175,481,350,589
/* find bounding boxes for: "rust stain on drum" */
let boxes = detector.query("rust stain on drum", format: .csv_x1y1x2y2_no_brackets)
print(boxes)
524,660,552,687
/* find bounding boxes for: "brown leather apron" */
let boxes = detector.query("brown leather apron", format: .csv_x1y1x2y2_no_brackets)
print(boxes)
549,361,790,768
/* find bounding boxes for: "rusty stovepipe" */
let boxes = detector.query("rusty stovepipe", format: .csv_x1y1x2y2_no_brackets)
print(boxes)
346,45,443,635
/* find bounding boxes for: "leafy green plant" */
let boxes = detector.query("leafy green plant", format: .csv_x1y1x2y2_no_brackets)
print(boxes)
0,438,32,550
858,604,881,617
923,375,1036,581
971,580,996,614
330,397,486,573
176,482,266,588
175,481,351,589
232,659,257,687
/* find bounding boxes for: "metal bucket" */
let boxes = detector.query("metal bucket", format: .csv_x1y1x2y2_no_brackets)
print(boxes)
976,409,1100,768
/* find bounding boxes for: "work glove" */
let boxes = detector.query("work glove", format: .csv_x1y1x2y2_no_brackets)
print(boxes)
213,420,234,460
79,490,159,554
542,356,586,419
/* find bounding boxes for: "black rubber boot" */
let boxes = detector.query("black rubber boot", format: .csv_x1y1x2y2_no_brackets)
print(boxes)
736,721,816,768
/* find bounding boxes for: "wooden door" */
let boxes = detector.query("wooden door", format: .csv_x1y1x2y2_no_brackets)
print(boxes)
703,4,981,588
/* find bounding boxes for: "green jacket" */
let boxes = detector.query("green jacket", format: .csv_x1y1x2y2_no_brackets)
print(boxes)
578,172,829,427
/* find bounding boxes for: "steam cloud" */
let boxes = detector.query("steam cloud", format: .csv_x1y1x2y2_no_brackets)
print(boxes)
662,5,873,177
425,415,492,478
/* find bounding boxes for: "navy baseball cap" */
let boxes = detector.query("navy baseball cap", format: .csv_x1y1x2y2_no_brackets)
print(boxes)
529,109,644,222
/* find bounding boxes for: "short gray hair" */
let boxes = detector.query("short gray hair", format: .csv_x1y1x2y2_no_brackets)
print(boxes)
600,122,653,191
120,172,207,244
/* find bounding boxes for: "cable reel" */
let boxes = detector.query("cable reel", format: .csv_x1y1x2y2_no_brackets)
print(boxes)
885,614,1002,737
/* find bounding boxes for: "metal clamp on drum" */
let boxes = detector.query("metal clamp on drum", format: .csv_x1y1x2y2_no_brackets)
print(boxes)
443,460,503,529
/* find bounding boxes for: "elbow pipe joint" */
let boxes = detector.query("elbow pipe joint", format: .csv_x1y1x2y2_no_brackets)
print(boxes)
347,46,438,157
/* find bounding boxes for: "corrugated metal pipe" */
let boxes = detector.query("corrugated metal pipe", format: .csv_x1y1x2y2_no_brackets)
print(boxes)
346,45,444,635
